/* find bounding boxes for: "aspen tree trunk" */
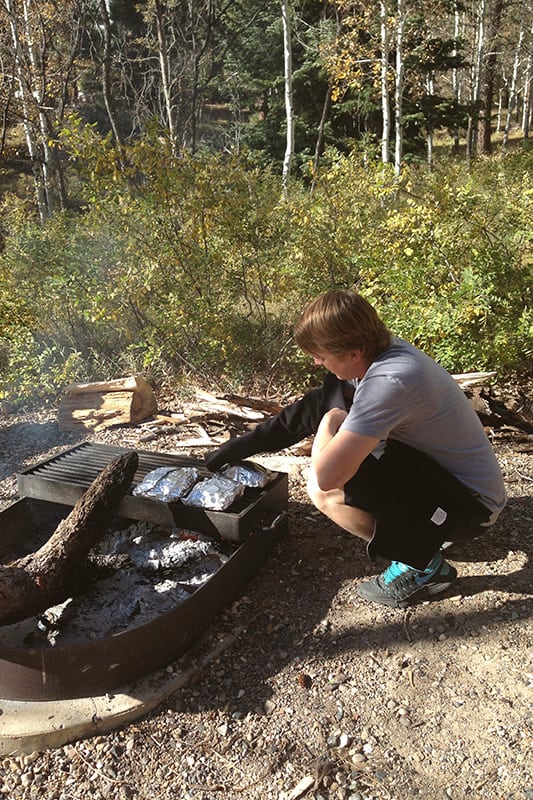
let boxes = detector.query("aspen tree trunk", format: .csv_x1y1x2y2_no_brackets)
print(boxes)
154,0,179,156
379,0,391,164
426,75,434,170
98,0,126,168
311,7,340,189
503,13,525,146
394,0,406,176
311,85,331,191
188,0,216,153
467,0,487,161
496,81,504,131
477,0,505,154
281,0,295,195
4,0,48,220
523,36,532,137
21,0,67,213
4,0,72,217
452,2,461,152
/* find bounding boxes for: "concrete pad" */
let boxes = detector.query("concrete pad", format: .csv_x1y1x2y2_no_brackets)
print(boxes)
0,665,188,756
0,628,240,756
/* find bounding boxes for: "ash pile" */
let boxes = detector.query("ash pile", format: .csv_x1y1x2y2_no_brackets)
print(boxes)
4,522,230,650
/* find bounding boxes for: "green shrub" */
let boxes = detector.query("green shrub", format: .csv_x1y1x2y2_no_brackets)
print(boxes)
0,133,530,407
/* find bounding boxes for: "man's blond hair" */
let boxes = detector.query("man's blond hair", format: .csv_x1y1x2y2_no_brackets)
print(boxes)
294,290,391,360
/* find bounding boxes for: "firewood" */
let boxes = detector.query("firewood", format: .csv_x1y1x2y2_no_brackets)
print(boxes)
193,389,265,420
58,375,157,431
0,451,138,626
222,394,283,415
452,371,497,387
467,386,533,432
63,375,151,395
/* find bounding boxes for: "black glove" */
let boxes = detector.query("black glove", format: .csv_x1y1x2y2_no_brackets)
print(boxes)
204,374,354,471
204,433,260,471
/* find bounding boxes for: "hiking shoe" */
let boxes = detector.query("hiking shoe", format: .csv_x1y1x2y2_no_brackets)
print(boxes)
356,556,457,608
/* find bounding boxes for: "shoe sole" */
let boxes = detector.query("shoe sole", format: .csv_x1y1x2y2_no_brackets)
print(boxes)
395,578,456,607
426,580,455,595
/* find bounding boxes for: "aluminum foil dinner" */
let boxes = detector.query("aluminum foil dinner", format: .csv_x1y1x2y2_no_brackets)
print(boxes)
133,466,199,502
182,474,244,510
222,461,274,488
128,529,222,572
92,521,224,572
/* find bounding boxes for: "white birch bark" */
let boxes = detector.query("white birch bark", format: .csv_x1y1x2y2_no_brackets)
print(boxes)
522,25,533,137
452,2,461,150
379,0,391,164
426,75,434,169
394,0,405,175
281,0,294,195
4,0,48,218
98,0,126,166
466,0,486,161
153,0,179,156
502,15,525,146
22,0,68,212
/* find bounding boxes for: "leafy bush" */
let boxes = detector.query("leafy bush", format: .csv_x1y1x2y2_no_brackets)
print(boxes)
0,131,531,406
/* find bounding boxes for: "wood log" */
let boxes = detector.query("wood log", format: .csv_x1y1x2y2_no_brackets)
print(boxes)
452,371,497,387
222,394,283,415
467,386,533,432
63,375,151,395
0,451,138,626
58,375,157,431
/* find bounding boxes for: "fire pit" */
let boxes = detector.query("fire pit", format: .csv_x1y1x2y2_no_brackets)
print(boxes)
0,445,288,702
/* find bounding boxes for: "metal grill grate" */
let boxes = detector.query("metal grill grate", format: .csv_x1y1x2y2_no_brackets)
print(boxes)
17,442,288,541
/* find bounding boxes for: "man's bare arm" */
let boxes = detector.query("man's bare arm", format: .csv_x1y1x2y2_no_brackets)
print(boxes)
311,408,379,491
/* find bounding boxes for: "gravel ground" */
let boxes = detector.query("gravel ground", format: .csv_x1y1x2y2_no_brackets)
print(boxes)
0,401,531,800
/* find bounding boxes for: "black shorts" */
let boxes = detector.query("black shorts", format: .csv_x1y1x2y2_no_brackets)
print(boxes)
343,439,493,569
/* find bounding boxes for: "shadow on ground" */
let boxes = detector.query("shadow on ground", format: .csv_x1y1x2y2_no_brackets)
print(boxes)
154,495,531,718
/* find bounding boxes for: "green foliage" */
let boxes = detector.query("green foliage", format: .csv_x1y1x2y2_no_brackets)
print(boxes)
0,133,531,406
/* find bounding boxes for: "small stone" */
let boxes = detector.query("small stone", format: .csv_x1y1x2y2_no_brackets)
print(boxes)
330,671,348,687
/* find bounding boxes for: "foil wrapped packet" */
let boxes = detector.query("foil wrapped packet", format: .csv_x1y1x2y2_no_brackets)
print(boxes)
133,466,199,502
182,475,244,511
222,461,274,488
128,530,223,572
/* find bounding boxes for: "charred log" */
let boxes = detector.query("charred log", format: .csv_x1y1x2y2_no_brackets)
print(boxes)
0,451,138,626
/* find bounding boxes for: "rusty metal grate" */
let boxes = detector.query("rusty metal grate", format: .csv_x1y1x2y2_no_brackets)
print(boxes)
17,442,288,541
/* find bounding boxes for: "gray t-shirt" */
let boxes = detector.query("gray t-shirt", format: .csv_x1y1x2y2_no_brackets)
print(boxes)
340,337,507,516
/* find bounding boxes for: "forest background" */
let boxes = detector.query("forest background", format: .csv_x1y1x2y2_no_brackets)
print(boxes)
0,0,532,408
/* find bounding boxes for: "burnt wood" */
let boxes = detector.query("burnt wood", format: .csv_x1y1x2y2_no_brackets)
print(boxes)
0,451,138,626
